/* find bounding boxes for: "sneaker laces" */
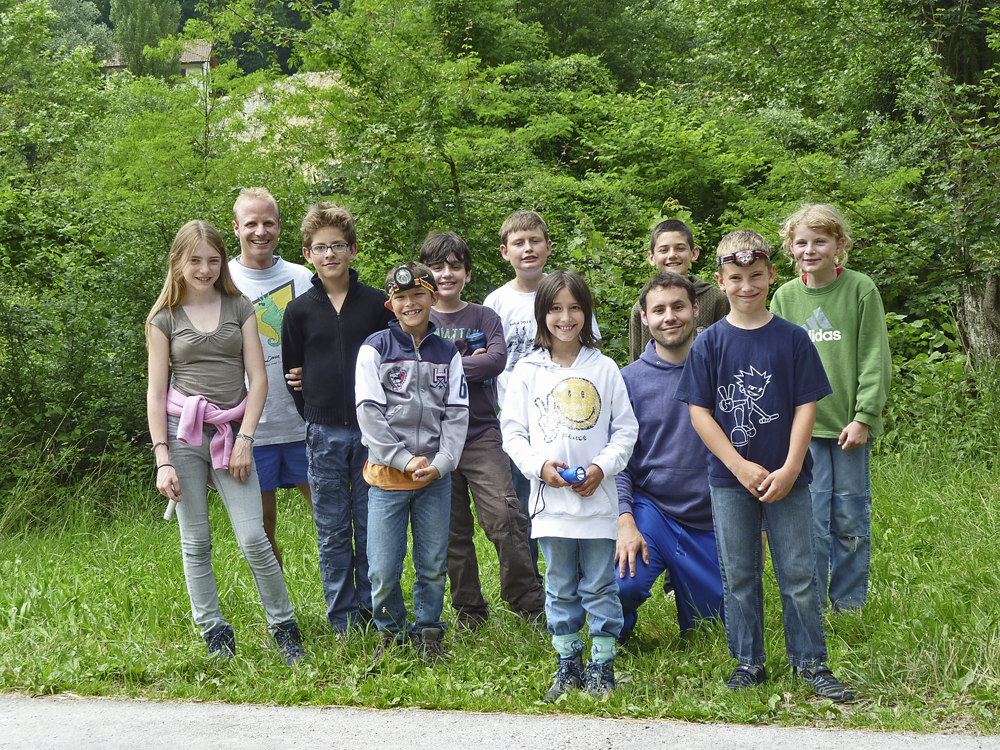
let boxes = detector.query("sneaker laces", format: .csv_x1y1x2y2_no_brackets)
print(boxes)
274,622,305,663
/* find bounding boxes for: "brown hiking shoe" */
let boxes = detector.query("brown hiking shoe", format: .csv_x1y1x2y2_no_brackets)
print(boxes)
417,627,449,665
372,631,397,664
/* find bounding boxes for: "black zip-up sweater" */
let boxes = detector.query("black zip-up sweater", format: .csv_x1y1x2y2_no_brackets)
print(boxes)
281,268,395,427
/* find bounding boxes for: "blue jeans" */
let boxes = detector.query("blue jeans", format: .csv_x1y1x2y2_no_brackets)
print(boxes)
809,438,872,611
307,422,371,631
537,537,623,640
366,474,452,637
710,484,828,668
617,495,724,639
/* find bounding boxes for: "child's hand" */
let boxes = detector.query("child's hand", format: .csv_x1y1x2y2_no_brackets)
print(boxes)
405,456,430,474
540,460,570,487
758,466,797,503
285,367,303,392
405,456,440,483
156,464,182,502
733,459,769,498
571,464,604,497
838,421,869,450
229,439,253,482
412,464,441,483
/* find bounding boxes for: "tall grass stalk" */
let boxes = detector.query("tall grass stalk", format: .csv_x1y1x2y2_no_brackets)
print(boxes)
1,448,998,732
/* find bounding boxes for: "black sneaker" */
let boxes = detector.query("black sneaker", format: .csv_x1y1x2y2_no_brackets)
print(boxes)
205,625,236,663
793,665,854,702
725,663,767,689
272,620,306,666
585,658,616,698
543,654,584,703
417,627,449,665
524,610,547,633
456,610,488,632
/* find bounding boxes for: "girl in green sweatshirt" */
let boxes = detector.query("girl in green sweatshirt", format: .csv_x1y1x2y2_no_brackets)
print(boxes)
770,204,891,612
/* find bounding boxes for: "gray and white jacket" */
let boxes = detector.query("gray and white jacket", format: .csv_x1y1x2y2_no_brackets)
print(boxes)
356,319,469,479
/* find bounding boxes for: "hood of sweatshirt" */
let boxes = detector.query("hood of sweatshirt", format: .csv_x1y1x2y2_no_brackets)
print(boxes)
516,344,604,372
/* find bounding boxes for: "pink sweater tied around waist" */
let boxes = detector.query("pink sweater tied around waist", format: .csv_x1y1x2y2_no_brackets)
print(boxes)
166,387,247,470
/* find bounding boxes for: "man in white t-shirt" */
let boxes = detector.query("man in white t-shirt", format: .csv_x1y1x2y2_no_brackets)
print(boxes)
228,188,313,568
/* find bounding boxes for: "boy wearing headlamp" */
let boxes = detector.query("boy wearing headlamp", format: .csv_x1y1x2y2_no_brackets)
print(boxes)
676,231,853,702
355,262,470,664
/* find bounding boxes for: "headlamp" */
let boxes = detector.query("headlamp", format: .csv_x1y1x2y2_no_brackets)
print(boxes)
717,249,770,267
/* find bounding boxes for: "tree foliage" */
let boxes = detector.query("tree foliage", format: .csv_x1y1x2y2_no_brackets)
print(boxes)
2,0,1000,514
110,0,181,77
47,0,114,61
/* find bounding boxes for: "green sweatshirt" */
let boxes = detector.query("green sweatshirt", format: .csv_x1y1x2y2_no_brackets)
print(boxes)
770,268,891,438
628,277,729,362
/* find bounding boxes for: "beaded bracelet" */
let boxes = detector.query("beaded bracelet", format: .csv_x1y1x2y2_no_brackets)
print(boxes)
151,441,168,452
236,433,255,444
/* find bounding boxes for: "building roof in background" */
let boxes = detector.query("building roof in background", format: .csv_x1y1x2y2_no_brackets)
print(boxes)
102,40,213,70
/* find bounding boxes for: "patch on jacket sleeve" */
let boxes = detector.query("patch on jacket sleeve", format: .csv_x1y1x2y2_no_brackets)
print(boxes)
432,364,449,389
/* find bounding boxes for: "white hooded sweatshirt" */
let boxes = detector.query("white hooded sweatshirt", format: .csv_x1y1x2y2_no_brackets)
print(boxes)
500,345,638,540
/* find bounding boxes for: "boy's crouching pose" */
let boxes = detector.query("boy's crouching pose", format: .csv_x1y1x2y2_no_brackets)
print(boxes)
356,262,469,663
675,230,853,702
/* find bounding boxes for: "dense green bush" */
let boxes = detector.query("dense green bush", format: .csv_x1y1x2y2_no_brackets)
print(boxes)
2,0,999,532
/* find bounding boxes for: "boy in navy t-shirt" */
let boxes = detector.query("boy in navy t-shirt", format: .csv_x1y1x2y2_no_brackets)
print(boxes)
675,230,853,702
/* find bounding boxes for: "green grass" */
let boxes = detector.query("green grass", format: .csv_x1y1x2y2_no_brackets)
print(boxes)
1,447,999,733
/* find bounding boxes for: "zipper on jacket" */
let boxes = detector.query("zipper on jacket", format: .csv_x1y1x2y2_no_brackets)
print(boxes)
411,333,425,457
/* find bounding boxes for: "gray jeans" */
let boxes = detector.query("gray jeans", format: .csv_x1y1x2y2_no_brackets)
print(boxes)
168,416,296,637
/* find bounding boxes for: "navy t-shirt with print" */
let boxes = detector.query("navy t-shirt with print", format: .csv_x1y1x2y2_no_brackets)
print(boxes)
675,315,832,488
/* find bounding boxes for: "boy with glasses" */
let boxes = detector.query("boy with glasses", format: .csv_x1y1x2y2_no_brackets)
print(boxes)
281,202,394,634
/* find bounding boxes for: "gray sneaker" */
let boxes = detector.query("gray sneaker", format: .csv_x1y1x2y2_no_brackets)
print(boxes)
543,654,584,703
793,665,854,702
272,620,306,666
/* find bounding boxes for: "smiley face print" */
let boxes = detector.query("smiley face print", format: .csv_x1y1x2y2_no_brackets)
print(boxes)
534,377,602,441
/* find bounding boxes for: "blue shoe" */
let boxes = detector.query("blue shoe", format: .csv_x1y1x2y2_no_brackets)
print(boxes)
543,654,584,703
585,658,616,698
272,620,306,666
205,625,236,663
793,665,854,702
725,663,767,689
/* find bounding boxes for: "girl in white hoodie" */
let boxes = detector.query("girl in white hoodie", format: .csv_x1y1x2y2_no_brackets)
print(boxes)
500,271,638,701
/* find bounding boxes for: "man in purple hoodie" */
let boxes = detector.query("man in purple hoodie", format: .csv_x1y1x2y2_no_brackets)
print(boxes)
615,273,724,641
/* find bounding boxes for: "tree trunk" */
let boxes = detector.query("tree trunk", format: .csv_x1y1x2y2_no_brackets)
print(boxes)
958,275,1000,369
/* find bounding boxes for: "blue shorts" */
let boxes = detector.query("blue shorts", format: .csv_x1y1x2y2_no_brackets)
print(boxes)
253,441,308,492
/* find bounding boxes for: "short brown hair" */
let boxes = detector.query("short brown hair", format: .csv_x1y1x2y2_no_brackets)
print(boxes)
419,231,472,272
640,272,696,311
649,219,695,254
500,210,549,246
300,201,357,248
